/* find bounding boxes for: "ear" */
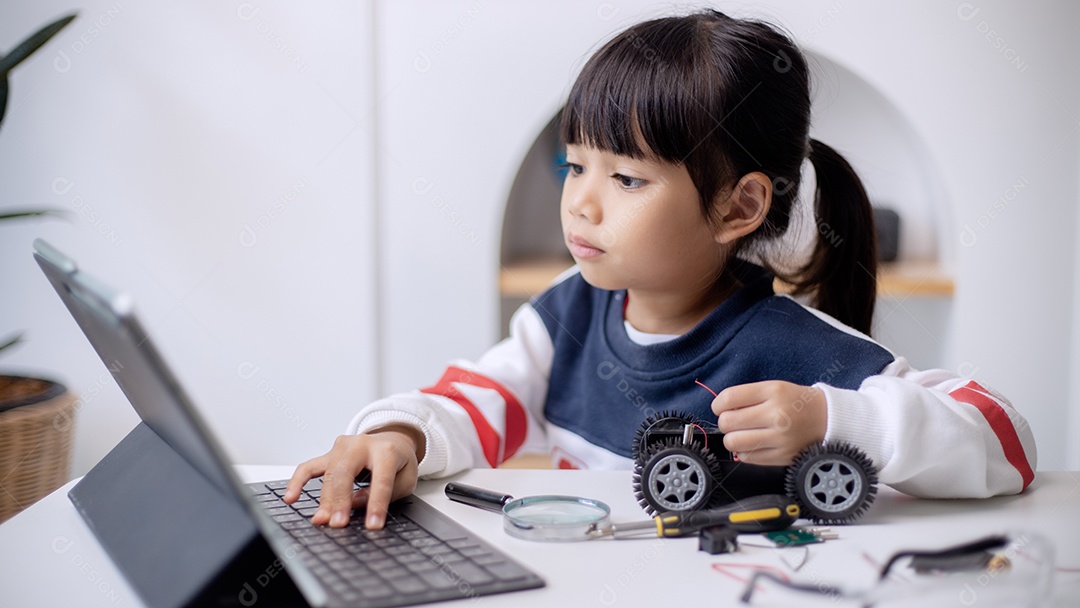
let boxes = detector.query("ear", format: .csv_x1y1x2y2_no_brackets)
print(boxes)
714,172,772,244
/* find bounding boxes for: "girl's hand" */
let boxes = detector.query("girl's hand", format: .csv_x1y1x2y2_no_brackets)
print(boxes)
710,381,827,466
283,426,424,530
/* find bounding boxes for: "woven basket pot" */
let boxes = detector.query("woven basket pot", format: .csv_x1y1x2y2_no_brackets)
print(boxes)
0,375,77,523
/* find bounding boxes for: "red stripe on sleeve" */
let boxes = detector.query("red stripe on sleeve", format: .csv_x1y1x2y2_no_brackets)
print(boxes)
948,381,1034,490
420,366,528,467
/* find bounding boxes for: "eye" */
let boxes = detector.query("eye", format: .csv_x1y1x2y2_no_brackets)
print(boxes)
613,173,646,190
558,162,584,177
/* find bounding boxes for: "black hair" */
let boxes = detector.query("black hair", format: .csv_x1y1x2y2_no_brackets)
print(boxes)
560,10,878,334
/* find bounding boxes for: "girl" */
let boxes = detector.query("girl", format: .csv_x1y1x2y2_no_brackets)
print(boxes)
286,10,1036,530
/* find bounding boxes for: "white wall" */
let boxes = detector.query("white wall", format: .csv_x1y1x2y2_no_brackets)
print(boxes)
2,0,1077,477
1,1,378,475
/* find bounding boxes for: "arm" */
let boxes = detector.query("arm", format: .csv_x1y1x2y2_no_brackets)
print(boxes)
347,302,554,478
819,357,1036,498
286,303,555,528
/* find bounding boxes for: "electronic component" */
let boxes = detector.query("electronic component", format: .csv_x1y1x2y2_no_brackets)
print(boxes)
763,527,838,547
699,525,739,555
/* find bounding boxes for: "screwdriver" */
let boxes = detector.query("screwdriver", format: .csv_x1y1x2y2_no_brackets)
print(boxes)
597,494,799,539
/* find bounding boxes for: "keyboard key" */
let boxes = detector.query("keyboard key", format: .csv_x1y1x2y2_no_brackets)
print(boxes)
484,561,533,582
389,577,429,594
360,585,394,599
420,543,455,556
422,571,461,590
445,562,494,585
372,537,405,549
392,550,427,563
406,560,440,573
339,564,374,580
251,477,542,604
367,558,400,572
378,565,412,580
470,553,504,566
386,521,419,533
343,540,375,553
459,546,491,558
437,552,467,564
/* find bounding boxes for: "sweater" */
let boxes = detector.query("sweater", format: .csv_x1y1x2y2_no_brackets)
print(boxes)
348,264,1036,498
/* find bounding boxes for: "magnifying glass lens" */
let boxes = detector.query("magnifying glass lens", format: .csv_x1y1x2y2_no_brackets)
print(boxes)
503,495,611,541
508,500,608,524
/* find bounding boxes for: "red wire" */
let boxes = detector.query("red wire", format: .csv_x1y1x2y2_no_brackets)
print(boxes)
691,423,709,451
695,379,718,397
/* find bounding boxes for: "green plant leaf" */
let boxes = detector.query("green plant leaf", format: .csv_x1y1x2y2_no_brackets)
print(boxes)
0,209,67,222
0,333,24,355
0,13,78,76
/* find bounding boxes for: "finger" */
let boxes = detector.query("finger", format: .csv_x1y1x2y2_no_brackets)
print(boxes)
284,456,327,504
723,428,777,458
316,438,369,527
351,487,370,510
731,445,788,466
711,382,770,416
716,401,777,433
362,454,401,530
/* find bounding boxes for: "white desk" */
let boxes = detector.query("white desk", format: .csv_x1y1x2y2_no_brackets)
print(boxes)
2,467,1079,607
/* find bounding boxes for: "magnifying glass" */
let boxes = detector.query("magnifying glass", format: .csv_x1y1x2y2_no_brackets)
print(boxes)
444,482,611,542
446,482,800,543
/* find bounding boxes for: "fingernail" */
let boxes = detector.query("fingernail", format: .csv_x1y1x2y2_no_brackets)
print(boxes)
366,514,381,529
331,511,348,527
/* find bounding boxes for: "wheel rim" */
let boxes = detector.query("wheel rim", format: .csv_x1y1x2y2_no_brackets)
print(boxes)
802,458,862,513
646,453,708,511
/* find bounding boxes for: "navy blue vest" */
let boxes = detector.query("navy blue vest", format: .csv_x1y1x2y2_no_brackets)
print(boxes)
530,263,894,458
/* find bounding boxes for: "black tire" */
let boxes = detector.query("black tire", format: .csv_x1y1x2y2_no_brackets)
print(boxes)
787,442,878,524
633,438,721,514
631,411,702,464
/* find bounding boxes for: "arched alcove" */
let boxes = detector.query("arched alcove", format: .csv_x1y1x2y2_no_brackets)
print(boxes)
497,51,953,368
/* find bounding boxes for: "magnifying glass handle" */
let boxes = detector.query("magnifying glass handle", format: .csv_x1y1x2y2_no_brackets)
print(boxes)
444,482,514,513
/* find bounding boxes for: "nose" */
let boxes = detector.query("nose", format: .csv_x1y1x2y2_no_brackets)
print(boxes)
563,176,602,223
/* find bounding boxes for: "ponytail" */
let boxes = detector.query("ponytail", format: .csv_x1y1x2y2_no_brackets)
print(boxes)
786,139,878,335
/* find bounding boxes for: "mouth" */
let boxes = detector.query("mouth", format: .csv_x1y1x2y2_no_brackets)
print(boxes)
567,233,605,260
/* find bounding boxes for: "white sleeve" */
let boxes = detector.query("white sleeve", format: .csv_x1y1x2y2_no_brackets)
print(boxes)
345,303,554,479
818,357,1037,498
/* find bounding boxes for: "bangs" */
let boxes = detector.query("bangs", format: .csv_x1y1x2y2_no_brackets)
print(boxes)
559,16,724,167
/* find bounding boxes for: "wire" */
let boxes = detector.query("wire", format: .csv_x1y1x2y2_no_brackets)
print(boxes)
694,379,718,397
691,423,709,450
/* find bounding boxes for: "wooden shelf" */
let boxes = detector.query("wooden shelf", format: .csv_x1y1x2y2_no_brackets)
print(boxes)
499,454,554,469
499,258,576,298
499,257,954,299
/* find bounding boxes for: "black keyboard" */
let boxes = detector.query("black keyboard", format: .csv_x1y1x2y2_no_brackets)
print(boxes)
247,478,544,607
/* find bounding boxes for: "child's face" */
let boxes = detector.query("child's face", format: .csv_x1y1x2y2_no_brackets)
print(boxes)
561,144,725,296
